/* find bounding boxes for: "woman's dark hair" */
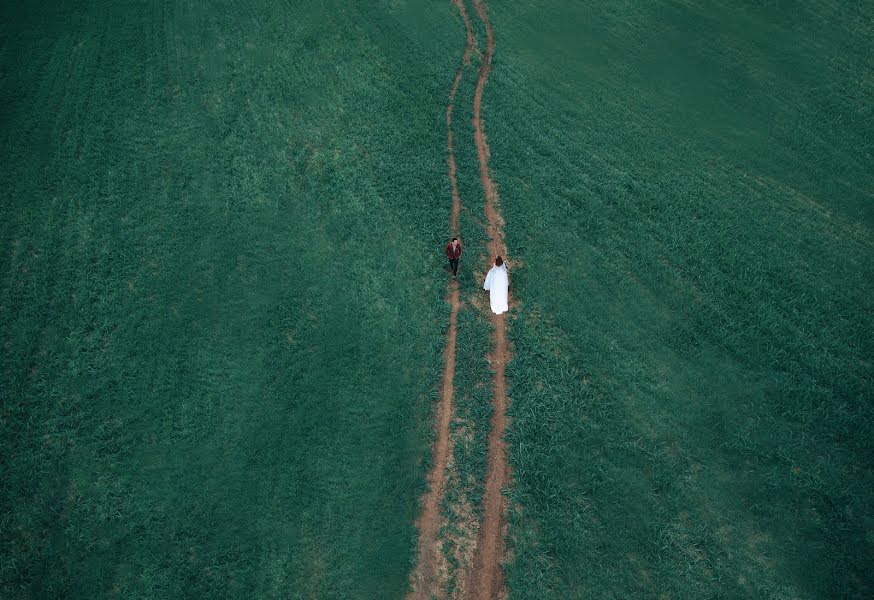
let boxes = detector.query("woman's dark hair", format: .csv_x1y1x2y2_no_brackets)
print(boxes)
495,256,503,266
452,237,458,242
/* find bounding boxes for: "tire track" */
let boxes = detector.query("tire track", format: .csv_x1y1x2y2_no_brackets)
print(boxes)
468,1,511,599
408,2,474,598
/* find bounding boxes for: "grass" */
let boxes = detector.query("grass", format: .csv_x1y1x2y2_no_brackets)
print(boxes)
3,1,873,598
484,1,874,598
1,1,461,597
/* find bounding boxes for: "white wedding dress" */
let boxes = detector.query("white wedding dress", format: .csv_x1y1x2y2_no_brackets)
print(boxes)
483,264,509,314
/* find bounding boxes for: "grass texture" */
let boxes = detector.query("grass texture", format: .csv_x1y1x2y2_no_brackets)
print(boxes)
484,1,873,598
3,0,873,598
1,1,462,597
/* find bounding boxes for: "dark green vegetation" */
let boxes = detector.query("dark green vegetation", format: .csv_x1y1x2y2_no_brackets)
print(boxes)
3,0,873,598
1,1,462,597
488,1,873,598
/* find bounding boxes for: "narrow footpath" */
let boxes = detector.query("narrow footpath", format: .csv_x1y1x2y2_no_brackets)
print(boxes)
467,1,511,598
408,1,474,597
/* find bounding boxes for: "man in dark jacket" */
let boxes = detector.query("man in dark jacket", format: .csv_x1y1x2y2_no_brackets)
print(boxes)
444,237,462,278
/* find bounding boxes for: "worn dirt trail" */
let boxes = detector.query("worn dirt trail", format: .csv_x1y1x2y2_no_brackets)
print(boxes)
468,1,511,599
408,2,474,598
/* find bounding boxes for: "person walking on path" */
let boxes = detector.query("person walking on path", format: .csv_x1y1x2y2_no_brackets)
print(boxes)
445,237,462,278
483,256,509,314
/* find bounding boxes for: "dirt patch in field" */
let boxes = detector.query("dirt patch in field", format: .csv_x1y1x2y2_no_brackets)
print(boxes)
407,2,475,598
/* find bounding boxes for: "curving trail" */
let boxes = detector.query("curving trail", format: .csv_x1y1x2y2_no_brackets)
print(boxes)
447,0,475,234
408,1,474,598
468,0,511,598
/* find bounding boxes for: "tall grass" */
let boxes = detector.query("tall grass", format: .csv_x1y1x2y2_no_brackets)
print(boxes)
1,1,459,597
485,1,873,598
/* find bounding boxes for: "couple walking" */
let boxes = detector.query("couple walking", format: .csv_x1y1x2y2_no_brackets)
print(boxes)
444,237,509,315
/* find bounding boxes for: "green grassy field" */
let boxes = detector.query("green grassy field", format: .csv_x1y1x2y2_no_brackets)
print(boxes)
2,0,873,598
485,1,874,598
1,1,462,597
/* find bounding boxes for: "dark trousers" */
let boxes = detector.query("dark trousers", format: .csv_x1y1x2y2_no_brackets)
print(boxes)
448,258,459,276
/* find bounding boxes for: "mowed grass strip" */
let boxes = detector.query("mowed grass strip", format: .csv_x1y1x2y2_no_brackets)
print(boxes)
1,1,461,597
484,1,873,599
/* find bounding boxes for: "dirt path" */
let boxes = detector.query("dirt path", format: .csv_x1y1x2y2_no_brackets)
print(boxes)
408,2,474,598
447,0,475,234
468,1,511,599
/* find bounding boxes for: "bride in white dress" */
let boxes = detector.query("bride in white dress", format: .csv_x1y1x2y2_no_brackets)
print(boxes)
483,256,509,314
